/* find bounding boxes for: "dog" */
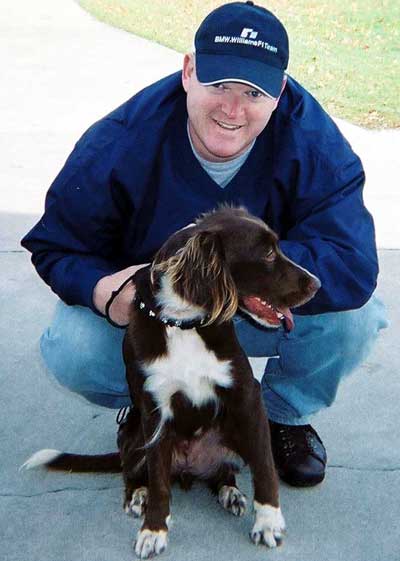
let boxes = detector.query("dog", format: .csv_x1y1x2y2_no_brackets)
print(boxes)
22,206,320,559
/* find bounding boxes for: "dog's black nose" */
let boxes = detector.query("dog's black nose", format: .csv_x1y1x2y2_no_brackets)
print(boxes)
299,274,321,297
306,276,321,295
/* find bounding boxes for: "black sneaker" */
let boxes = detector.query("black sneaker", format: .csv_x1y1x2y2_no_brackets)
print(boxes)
269,421,327,487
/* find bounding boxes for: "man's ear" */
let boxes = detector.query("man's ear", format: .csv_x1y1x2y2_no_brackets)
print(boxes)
272,75,288,109
280,74,288,96
182,53,195,93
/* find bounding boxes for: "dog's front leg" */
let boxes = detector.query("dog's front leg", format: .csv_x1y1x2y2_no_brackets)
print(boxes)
226,382,285,548
134,399,172,559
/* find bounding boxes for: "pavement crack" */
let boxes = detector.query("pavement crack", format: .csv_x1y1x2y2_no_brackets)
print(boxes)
328,464,400,472
0,250,25,253
0,485,123,498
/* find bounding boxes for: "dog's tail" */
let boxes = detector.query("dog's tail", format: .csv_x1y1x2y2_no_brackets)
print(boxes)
20,449,121,473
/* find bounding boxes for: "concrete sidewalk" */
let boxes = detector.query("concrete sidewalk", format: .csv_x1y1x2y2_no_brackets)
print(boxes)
1,1,399,560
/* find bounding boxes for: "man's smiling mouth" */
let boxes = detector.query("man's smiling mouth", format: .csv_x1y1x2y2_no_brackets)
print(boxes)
214,119,243,131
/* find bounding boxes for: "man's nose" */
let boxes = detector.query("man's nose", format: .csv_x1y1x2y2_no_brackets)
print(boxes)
221,93,243,119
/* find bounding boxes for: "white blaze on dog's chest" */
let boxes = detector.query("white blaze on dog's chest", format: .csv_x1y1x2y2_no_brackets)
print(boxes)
143,327,233,420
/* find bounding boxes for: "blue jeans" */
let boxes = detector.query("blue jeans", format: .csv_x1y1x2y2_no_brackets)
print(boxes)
40,296,388,425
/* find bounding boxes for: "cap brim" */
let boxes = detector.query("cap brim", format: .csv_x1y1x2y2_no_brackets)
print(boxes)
195,53,284,99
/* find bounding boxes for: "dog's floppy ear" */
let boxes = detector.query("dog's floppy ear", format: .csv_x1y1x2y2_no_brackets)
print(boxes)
154,230,238,324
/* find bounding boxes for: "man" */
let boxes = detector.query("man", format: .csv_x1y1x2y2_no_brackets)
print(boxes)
21,1,387,487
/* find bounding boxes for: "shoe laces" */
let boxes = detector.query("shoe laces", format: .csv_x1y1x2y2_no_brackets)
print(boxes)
277,424,320,458
116,406,130,425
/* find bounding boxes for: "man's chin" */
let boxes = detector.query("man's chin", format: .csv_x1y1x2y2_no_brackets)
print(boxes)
202,142,249,162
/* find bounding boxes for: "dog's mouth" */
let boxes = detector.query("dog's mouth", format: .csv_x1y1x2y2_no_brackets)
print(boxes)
241,296,294,331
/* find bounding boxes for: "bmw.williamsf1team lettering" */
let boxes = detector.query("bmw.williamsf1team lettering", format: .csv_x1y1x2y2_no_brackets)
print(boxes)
214,27,278,53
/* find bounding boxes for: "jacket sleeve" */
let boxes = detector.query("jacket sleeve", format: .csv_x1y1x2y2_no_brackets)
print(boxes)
277,146,379,315
21,119,132,313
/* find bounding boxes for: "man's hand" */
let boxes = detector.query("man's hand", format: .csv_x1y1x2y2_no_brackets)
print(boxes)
93,224,195,326
93,264,149,326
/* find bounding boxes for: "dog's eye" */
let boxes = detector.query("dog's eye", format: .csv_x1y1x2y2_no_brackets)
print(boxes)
266,250,276,263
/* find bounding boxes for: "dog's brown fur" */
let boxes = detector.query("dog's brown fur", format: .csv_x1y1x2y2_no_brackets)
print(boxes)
22,207,320,558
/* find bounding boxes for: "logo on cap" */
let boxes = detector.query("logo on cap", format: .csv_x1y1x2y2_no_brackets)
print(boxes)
240,28,258,39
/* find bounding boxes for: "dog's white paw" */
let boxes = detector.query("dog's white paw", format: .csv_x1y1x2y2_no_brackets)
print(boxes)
125,487,148,518
250,502,286,548
134,528,168,559
218,485,247,516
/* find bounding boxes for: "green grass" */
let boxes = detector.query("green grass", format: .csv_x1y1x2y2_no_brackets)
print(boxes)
77,0,400,128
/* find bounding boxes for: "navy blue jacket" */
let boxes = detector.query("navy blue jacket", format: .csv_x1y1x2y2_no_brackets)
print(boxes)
21,72,378,316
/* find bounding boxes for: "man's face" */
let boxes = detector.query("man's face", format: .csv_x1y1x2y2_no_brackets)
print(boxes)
182,54,285,163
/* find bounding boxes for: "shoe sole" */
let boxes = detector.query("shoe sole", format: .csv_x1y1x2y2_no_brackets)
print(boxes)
279,471,325,488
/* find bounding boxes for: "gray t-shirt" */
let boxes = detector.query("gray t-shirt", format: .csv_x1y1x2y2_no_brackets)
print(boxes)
187,122,255,188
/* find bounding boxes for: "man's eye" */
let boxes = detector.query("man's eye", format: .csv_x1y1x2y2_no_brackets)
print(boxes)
248,90,264,99
266,250,276,262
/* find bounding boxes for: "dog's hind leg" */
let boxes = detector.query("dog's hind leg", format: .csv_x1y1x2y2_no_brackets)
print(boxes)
207,462,247,516
125,484,149,518
118,407,149,517
123,466,149,517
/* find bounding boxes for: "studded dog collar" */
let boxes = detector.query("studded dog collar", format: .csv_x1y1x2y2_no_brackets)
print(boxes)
134,292,210,330
104,270,210,330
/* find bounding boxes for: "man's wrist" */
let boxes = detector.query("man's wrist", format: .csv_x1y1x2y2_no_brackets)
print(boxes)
92,264,148,315
104,277,137,327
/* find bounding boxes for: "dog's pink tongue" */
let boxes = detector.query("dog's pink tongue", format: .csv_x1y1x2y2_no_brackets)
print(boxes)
276,306,295,331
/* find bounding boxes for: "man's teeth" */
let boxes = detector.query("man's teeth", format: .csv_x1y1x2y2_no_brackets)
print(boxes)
216,120,241,130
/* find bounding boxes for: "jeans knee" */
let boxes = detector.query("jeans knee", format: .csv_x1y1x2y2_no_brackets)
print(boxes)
40,327,97,393
262,296,388,422
265,295,388,384
332,295,388,365
39,302,127,397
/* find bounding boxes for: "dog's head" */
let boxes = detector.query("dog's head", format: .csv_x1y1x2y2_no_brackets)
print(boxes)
152,207,320,330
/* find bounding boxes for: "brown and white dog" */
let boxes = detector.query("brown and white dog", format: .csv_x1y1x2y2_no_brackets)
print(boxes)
22,207,320,559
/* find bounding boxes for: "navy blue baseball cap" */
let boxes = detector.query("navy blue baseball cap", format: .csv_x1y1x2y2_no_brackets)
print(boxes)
194,1,289,98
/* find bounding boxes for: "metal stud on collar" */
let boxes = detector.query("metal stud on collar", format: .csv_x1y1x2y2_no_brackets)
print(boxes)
136,296,210,330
